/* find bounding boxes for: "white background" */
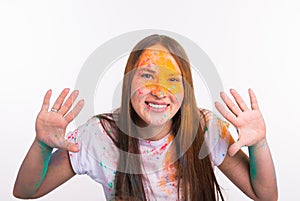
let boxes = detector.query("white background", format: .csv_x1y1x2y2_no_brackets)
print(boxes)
1,0,299,200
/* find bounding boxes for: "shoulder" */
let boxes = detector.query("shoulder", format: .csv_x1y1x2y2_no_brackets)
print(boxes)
66,117,99,143
66,114,117,145
94,113,119,143
199,108,229,133
198,108,230,166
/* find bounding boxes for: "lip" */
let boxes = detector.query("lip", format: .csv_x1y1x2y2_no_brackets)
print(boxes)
145,101,170,112
145,101,170,105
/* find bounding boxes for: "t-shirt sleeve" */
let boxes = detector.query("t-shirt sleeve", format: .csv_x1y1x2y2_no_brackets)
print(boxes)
65,117,119,184
198,110,230,166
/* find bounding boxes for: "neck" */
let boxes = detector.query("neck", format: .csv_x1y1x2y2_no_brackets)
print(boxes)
136,120,172,141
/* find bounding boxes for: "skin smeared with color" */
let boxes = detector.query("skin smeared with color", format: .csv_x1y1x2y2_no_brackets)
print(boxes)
35,141,53,189
248,140,267,181
12,34,278,201
249,146,257,181
134,49,183,95
130,48,184,127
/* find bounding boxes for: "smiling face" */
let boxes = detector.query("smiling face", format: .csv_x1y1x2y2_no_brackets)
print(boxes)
130,44,184,126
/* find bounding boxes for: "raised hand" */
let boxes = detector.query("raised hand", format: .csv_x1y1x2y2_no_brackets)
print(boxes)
35,88,84,152
215,89,266,156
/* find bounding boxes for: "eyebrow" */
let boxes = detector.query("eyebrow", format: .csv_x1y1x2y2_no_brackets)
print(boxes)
137,67,156,74
138,67,182,76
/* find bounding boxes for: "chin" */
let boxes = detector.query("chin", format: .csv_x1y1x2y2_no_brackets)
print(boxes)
149,118,170,126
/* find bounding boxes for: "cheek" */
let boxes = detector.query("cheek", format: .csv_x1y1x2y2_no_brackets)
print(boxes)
131,85,150,106
131,79,153,96
172,93,184,108
167,84,183,95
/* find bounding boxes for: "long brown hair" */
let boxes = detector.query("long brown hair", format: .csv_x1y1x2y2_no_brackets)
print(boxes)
97,34,224,200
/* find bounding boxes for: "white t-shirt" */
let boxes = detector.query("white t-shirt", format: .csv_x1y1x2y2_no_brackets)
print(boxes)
66,112,229,201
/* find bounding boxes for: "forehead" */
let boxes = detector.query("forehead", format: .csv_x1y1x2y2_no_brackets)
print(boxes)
137,46,181,74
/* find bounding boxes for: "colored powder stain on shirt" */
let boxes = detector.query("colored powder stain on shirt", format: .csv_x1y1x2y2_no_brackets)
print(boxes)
218,121,230,139
165,175,169,183
67,115,229,200
167,134,174,143
159,135,173,151
108,182,113,189
100,161,107,168
160,143,168,151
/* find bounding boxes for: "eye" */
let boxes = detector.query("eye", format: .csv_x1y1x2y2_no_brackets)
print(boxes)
141,73,154,79
168,77,180,82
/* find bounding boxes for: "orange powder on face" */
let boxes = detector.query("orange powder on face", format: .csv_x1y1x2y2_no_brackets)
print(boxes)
137,50,183,94
138,50,178,70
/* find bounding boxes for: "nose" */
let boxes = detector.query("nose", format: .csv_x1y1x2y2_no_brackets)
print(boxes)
151,85,167,98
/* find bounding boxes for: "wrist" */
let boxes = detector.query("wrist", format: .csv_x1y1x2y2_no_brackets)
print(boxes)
34,137,53,152
249,138,267,153
253,138,267,148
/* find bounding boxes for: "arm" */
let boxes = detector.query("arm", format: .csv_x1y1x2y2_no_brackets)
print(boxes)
219,136,277,201
13,139,75,198
216,89,278,201
13,89,84,199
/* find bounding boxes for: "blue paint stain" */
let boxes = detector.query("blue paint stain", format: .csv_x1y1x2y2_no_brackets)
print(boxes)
249,146,257,181
35,141,53,189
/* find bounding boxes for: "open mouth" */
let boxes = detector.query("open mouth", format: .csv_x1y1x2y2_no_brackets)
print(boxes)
145,101,170,110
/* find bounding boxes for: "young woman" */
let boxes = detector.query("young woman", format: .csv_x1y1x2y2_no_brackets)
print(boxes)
13,35,278,200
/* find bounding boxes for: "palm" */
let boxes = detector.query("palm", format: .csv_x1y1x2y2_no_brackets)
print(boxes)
235,110,266,146
36,110,68,148
215,89,266,156
35,89,84,152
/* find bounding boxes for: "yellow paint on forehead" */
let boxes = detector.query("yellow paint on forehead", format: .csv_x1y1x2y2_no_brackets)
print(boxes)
137,49,180,72
136,49,183,94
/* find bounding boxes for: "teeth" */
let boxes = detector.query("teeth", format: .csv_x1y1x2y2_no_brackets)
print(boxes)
149,103,167,109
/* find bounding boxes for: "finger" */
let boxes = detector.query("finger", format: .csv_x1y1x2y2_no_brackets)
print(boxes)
220,92,242,116
64,99,85,123
248,88,259,110
230,89,249,111
41,89,52,111
215,101,238,126
61,140,79,152
228,140,244,156
51,88,70,111
58,90,79,115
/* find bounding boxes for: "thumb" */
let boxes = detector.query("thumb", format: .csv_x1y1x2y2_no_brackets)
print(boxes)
228,140,243,157
61,140,80,153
